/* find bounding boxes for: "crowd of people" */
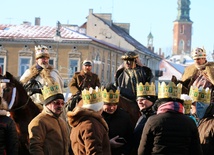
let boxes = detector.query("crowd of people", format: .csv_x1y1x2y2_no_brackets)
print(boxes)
1,45,214,155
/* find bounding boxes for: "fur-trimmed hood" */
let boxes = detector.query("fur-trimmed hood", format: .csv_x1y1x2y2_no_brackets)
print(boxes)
67,107,108,131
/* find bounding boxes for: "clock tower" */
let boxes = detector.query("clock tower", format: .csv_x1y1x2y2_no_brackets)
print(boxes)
173,0,193,55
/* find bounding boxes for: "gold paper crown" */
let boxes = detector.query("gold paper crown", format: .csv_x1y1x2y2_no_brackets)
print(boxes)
158,82,182,99
137,82,156,97
82,87,102,104
180,94,193,114
189,86,211,104
41,82,62,100
102,88,120,103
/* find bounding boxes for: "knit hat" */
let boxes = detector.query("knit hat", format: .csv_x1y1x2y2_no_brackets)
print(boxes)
35,45,50,59
81,87,104,112
192,47,206,60
41,82,64,105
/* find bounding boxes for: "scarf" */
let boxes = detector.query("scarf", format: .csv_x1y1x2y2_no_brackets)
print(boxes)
157,101,184,114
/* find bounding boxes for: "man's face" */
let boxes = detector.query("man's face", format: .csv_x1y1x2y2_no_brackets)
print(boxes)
82,65,92,73
124,59,136,69
103,103,118,114
46,99,64,115
137,97,153,111
36,56,49,68
194,58,206,65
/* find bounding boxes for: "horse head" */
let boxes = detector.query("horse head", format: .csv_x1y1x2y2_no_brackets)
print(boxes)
0,72,30,111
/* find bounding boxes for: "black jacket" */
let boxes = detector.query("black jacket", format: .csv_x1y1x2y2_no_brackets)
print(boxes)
138,112,203,155
0,115,18,155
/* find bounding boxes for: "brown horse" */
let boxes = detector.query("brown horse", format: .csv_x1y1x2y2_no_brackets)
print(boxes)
0,72,40,155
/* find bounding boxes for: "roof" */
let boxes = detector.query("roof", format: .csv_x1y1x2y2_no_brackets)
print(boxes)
0,24,127,52
0,24,89,40
93,15,161,59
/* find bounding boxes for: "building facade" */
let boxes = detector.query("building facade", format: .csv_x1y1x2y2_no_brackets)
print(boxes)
173,0,192,55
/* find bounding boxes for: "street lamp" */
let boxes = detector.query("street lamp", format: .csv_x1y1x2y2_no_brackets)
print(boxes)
53,21,62,70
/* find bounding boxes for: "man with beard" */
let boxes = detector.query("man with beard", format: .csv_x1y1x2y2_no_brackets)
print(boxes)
28,83,69,155
20,45,63,109
180,47,214,102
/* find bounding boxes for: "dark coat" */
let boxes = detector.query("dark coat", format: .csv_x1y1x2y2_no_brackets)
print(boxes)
102,108,134,155
138,112,203,155
115,65,153,101
198,103,214,155
67,107,111,155
69,70,100,95
132,107,155,155
0,113,18,155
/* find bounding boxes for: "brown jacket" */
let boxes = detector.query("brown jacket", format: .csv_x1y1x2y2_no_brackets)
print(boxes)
69,70,100,95
28,106,69,155
67,107,111,155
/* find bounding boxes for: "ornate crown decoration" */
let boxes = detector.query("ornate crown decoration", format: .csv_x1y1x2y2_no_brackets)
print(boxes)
137,82,156,97
180,94,192,114
189,86,211,104
41,82,62,100
158,82,182,99
35,45,49,59
101,88,120,103
82,87,102,104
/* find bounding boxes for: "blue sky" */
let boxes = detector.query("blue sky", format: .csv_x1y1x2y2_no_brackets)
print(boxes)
1,0,214,59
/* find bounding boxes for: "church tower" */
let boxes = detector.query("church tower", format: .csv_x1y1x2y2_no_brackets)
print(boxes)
147,32,154,52
173,0,193,55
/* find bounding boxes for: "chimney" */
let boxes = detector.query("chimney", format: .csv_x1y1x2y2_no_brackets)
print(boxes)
35,17,41,26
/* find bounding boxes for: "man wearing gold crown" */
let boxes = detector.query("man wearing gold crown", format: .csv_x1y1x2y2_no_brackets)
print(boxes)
20,45,64,108
115,51,154,101
138,82,203,155
101,83,133,155
67,87,111,155
28,83,69,155
177,47,214,103
132,82,157,154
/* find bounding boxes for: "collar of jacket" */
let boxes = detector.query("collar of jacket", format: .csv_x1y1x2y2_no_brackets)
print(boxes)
79,70,93,77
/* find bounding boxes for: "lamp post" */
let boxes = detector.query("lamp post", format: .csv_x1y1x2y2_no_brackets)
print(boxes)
53,21,62,70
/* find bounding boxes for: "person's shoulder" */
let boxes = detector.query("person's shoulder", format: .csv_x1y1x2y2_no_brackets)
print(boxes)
185,64,196,70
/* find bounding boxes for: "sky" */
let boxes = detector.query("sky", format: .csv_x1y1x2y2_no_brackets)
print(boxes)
1,0,214,59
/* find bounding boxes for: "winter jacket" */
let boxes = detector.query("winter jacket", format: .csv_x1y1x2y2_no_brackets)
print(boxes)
102,108,133,155
115,65,153,101
138,112,203,155
67,107,111,155
69,70,100,96
0,110,18,155
28,106,69,155
20,64,64,104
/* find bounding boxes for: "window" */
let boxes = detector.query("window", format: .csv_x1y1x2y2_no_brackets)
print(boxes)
19,58,31,76
69,59,79,78
0,57,5,74
49,59,54,66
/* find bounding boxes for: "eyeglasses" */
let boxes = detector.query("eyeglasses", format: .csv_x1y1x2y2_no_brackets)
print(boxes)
52,100,65,106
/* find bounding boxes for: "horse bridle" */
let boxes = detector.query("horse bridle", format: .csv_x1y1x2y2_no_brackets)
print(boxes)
0,78,30,111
